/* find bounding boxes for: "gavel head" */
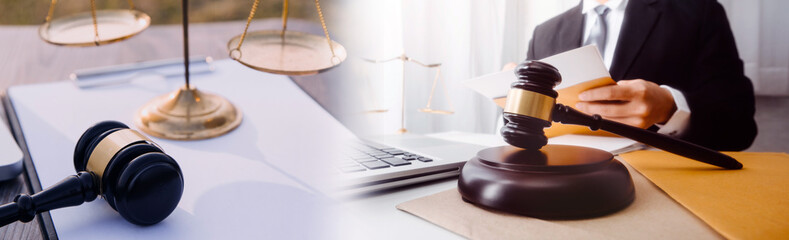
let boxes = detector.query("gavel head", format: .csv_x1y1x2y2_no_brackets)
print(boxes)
73,121,184,225
501,60,562,149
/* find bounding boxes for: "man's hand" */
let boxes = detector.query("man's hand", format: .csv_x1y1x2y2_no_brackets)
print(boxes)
575,79,676,128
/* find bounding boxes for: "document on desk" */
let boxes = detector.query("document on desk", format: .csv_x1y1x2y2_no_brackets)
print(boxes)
463,45,618,137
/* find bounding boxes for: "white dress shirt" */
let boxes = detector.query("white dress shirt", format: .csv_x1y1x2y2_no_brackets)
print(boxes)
582,0,690,136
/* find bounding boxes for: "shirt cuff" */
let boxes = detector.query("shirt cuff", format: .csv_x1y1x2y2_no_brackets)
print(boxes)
656,85,691,137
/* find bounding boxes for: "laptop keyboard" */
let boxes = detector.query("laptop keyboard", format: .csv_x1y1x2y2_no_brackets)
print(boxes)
337,141,433,173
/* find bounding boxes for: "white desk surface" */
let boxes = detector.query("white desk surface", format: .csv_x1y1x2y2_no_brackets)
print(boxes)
335,178,462,239
7,59,353,239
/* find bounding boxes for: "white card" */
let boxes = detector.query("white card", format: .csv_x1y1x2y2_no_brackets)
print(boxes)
463,45,610,99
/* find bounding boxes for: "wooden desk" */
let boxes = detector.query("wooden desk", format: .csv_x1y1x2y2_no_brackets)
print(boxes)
0,19,339,239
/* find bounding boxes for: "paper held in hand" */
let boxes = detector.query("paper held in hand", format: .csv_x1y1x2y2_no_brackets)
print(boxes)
463,45,617,137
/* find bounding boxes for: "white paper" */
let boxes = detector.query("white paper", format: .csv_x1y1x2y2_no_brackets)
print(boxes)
548,134,644,154
427,131,642,155
463,45,610,99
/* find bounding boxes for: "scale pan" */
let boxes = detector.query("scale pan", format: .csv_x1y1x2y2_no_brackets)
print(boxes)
365,109,389,113
419,108,454,115
40,9,150,47
228,30,347,75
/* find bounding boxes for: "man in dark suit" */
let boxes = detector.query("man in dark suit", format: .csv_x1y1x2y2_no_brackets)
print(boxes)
526,0,756,151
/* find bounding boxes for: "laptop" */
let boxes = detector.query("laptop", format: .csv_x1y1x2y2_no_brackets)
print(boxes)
334,133,487,194
267,59,489,195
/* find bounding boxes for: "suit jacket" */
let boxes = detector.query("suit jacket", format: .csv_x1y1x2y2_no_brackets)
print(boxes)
527,0,757,151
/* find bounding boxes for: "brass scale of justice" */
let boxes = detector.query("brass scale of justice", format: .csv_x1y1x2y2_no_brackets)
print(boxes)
40,0,453,138
362,54,455,134
39,0,350,140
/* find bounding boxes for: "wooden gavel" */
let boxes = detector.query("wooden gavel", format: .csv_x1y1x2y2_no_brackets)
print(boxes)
0,121,184,227
500,61,743,169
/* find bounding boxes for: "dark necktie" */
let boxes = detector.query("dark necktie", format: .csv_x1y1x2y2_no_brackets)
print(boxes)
584,5,611,58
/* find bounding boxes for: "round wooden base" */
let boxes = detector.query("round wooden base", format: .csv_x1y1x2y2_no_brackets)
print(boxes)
458,145,635,219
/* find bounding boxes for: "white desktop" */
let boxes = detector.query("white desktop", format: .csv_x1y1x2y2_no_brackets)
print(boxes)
6,59,351,239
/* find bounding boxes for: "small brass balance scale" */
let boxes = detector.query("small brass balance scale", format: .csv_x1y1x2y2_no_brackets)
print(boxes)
40,0,346,140
363,54,454,133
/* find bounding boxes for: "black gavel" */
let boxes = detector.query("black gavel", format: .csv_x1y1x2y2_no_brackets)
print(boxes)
0,121,184,227
501,61,742,169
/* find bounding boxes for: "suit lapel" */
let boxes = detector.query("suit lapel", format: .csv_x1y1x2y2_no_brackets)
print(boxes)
609,0,661,80
557,3,584,52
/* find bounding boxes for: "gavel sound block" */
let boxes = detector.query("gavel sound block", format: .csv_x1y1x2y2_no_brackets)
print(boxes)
458,61,742,219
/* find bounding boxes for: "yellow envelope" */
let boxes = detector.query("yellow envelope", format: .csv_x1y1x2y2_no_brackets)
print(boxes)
620,151,789,239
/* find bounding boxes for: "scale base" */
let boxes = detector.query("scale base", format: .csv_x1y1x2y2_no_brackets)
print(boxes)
418,108,454,115
458,145,635,219
135,85,242,140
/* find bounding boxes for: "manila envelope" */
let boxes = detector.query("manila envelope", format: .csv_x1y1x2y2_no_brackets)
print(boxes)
620,151,789,239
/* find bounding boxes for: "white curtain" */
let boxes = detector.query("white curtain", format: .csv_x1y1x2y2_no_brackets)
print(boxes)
718,0,789,96
337,0,579,135
334,0,789,137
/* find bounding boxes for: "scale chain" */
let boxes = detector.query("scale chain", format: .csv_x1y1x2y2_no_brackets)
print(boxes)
314,0,337,62
45,0,57,23
281,0,289,38
90,0,100,45
231,0,337,63
230,0,261,60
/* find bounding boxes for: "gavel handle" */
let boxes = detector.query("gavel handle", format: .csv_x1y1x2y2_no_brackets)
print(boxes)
552,104,743,169
0,172,98,227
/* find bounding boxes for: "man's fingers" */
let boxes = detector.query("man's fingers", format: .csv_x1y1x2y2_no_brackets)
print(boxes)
575,79,665,129
616,79,640,85
578,85,635,101
575,101,642,117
